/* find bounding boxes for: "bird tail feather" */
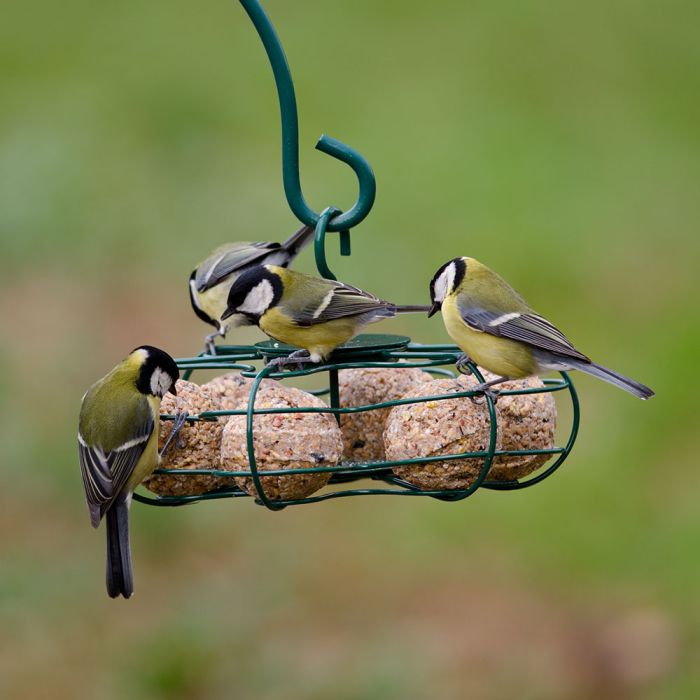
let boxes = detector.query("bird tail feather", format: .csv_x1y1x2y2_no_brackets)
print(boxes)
568,359,654,400
105,497,133,599
281,224,315,257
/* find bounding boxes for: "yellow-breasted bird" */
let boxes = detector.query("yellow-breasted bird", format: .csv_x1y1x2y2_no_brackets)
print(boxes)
189,225,314,353
78,346,186,598
221,265,430,367
428,257,654,399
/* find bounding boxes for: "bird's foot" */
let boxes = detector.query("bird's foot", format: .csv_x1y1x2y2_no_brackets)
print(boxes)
203,331,224,356
456,354,475,375
469,385,501,405
468,376,511,405
160,410,189,458
266,350,314,373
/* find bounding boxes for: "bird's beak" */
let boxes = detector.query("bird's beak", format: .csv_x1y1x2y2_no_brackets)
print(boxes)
220,306,234,321
169,384,177,396
428,302,441,318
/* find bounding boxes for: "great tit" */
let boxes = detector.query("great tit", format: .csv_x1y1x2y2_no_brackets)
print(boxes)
222,265,430,367
78,346,186,598
189,225,315,353
429,257,654,400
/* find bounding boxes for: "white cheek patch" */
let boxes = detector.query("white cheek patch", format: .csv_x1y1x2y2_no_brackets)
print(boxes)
434,262,456,303
237,279,274,315
150,368,172,397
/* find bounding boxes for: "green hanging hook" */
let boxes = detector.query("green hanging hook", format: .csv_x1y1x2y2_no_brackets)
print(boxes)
239,0,376,233
313,206,341,280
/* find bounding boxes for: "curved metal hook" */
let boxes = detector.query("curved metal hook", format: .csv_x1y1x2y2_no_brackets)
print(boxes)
313,207,341,280
239,0,376,232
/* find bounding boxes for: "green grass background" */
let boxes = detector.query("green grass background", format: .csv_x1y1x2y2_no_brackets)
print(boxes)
1,1,698,698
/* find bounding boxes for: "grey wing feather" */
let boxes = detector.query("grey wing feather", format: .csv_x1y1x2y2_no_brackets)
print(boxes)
78,438,113,526
195,242,281,292
78,415,154,527
298,283,395,325
459,305,589,362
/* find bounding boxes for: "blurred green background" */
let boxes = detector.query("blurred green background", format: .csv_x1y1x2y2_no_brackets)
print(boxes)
1,0,698,697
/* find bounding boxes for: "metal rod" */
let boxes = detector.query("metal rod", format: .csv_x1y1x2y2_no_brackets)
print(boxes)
238,0,376,232
328,368,341,426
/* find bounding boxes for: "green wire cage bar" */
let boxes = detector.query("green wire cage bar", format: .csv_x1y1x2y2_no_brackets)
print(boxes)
133,0,581,510
134,340,579,511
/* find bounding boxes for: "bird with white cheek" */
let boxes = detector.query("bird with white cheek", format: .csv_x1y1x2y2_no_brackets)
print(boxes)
222,265,430,368
78,346,188,598
429,257,654,401
189,225,314,353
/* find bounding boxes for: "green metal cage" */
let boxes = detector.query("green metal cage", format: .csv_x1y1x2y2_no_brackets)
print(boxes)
133,0,581,510
134,337,579,511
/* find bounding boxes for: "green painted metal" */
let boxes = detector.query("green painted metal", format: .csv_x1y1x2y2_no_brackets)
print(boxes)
134,339,581,510
328,368,341,426
314,207,341,280
339,230,352,256
244,362,284,510
255,334,412,360
238,0,376,232
481,372,580,491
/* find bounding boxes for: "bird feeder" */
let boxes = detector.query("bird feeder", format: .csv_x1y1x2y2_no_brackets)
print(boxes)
133,0,580,512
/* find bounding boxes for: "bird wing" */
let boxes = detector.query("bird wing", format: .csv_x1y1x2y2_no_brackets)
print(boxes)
294,281,395,326
457,303,589,362
78,396,155,527
194,242,282,292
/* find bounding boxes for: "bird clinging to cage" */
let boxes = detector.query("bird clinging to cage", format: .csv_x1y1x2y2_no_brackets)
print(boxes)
78,346,186,598
221,264,430,368
428,256,654,400
189,224,315,353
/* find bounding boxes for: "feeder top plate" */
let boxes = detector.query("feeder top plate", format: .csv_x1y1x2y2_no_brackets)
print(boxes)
255,333,411,361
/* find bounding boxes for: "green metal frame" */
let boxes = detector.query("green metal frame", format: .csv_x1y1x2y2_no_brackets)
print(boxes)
134,339,579,511
239,0,375,237
132,0,581,510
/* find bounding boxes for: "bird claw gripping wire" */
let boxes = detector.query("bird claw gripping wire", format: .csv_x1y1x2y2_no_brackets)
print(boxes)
159,411,189,458
456,354,474,375
204,331,224,356
239,0,376,280
469,387,501,405
265,349,313,373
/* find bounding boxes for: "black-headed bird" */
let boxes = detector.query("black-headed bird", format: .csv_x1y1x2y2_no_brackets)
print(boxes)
189,225,314,353
222,265,429,368
428,256,654,400
78,346,186,598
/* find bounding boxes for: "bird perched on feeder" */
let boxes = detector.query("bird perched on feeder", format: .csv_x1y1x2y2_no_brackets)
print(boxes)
428,257,654,400
78,346,187,598
189,225,315,353
222,265,430,367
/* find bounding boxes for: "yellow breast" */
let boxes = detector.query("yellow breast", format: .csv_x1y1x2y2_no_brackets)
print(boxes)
260,307,358,360
442,296,536,378
126,397,161,493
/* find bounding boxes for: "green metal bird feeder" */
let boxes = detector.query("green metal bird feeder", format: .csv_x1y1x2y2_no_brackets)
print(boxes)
133,0,580,512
